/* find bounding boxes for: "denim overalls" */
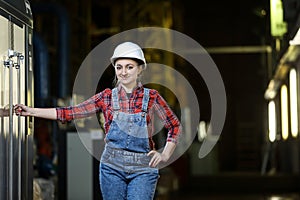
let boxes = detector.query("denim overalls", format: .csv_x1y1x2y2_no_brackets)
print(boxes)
99,88,159,200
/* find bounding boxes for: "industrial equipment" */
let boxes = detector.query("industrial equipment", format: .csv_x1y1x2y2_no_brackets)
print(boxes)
0,0,34,199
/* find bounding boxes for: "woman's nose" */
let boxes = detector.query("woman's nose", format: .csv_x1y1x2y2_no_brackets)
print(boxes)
121,67,127,74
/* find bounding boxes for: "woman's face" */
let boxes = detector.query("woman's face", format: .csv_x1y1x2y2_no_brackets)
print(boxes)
114,58,142,89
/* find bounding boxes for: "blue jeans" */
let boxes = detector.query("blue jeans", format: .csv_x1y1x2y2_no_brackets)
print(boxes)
99,147,159,200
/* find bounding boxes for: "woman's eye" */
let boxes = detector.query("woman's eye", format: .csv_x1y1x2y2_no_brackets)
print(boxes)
127,65,134,70
116,66,122,70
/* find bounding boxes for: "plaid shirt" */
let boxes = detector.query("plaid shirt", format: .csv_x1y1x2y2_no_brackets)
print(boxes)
56,83,181,149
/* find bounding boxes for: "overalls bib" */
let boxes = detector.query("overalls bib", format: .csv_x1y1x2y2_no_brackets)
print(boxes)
99,88,159,200
105,87,150,153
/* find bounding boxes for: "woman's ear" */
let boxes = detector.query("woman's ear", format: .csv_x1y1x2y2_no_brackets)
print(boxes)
138,66,143,75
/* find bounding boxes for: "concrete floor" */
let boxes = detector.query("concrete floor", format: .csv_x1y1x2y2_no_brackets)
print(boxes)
171,193,300,200
155,173,300,200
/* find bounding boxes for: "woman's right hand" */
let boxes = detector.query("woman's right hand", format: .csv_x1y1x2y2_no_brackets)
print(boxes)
14,105,57,120
14,104,32,116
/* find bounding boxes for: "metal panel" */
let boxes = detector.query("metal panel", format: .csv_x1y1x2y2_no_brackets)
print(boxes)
0,0,33,27
24,25,34,200
67,133,93,200
13,22,26,200
0,7,33,199
0,14,9,200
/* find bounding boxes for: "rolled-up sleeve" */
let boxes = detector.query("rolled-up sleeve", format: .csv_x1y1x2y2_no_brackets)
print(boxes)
153,91,182,143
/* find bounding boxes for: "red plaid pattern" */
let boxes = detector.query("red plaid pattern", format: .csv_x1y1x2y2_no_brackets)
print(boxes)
56,83,181,149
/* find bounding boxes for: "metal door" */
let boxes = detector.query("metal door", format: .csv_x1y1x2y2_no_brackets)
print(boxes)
0,0,34,199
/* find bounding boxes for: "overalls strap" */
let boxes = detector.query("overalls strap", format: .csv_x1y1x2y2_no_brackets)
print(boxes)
112,88,120,111
112,87,150,112
142,88,150,113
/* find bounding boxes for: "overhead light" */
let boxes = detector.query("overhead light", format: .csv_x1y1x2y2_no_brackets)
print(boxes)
268,101,276,142
197,121,207,142
289,68,298,138
280,85,288,140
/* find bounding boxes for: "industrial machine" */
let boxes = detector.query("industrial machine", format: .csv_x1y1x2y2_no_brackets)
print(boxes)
0,0,34,199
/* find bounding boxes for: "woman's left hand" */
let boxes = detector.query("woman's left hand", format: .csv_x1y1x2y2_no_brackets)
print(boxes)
147,150,169,168
147,142,176,168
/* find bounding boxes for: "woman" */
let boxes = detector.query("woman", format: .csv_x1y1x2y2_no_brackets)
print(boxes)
15,42,181,200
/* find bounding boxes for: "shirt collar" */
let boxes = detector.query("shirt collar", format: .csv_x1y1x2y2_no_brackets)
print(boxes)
117,82,144,93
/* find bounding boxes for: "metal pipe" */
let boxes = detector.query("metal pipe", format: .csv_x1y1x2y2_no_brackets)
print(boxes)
8,19,14,200
32,2,70,98
16,52,23,200
33,32,50,107
181,45,272,54
8,54,13,200
17,65,21,200
2,54,9,200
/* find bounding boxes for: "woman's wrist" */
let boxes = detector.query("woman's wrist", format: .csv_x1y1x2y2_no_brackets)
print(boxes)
161,141,176,162
160,152,171,162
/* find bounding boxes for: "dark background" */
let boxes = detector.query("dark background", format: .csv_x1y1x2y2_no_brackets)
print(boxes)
29,0,300,199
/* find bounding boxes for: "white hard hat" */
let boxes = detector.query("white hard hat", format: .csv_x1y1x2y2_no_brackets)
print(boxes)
111,42,146,68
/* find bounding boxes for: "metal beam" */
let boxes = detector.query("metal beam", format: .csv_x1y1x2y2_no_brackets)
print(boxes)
182,45,272,54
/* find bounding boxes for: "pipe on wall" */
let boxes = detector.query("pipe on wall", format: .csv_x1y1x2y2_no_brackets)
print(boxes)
33,32,50,107
32,2,70,99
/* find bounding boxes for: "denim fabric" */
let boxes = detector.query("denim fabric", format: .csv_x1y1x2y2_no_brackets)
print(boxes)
100,162,159,200
105,87,150,153
105,112,150,153
100,88,159,200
